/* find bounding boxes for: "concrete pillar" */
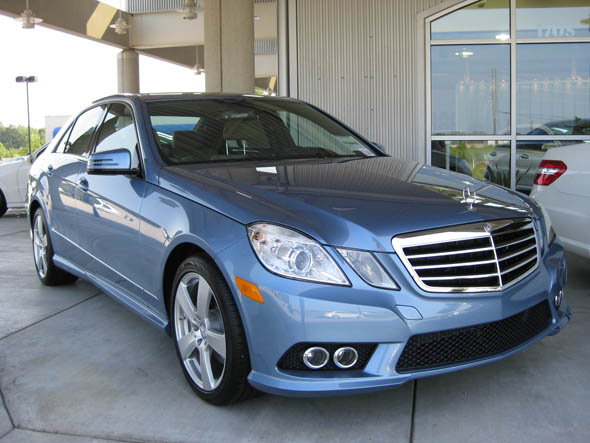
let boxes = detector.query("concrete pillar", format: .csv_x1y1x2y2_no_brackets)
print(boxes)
117,49,140,93
204,0,255,93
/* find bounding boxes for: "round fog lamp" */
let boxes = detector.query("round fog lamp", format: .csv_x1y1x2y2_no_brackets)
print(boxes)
303,347,329,369
333,347,359,369
554,290,563,309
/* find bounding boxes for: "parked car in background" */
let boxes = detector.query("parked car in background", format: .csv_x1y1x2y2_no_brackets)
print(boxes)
531,142,590,259
27,94,569,405
431,141,472,176
0,145,46,217
485,119,590,194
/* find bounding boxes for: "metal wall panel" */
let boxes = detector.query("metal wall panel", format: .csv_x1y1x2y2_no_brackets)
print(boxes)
296,0,446,162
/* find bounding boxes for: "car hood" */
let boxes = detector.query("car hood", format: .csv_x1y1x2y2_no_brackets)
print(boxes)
159,157,535,251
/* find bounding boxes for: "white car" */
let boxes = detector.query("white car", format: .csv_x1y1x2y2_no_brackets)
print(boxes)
0,146,46,217
531,142,590,259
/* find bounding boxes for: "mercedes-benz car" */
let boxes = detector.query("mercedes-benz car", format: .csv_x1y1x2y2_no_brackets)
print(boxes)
27,94,571,405
0,145,46,216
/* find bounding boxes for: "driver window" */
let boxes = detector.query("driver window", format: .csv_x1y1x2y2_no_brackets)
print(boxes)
94,103,140,169
63,106,105,157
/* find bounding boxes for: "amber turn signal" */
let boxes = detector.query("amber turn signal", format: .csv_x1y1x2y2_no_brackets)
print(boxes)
235,277,264,304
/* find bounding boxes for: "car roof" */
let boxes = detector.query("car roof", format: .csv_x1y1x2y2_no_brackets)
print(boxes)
93,92,295,104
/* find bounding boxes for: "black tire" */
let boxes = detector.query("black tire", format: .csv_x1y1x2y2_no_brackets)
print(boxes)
170,255,259,405
0,190,7,217
32,208,78,286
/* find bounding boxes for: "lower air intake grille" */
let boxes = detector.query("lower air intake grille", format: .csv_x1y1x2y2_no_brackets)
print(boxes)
278,343,376,371
392,218,540,292
396,300,551,373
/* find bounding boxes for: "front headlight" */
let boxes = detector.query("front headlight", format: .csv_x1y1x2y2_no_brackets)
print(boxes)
337,248,399,290
247,223,349,285
539,204,556,246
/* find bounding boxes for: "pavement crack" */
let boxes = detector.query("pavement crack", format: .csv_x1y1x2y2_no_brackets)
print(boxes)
0,230,29,238
17,427,164,443
0,386,15,431
409,380,417,443
0,291,103,343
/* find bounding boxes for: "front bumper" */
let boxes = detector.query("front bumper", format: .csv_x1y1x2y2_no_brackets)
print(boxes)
217,237,570,397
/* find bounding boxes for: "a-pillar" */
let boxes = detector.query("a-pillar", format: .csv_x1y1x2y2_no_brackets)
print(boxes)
204,0,255,93
117,49,140,93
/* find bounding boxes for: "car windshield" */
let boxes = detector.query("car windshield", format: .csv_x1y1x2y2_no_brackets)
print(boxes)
147,98,377,165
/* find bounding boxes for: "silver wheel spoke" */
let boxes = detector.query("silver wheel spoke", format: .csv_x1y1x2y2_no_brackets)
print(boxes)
177,282,198,323
196,278,212,322
199,346,215,391
206,330,226,360
178,333,197,360
40,254,47,274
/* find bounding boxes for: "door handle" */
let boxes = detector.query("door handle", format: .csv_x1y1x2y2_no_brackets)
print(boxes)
46,164,54,176
520,154,529,160
78,177,89,192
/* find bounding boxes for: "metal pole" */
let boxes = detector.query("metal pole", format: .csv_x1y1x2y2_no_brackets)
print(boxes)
26,80,32,156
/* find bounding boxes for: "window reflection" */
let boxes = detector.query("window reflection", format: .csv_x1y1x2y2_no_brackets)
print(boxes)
516,140,588,194
431,0,509,40
431,140,508,186
516,0,590,38
516,43,590,134
432,45,510,136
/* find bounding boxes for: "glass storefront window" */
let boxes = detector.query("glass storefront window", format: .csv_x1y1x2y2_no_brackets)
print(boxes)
429,1,590,192
431,140,509,185
516,140,588,193
516,43,590,135
432,45,510,136
516,0,590,39
431,0,510,40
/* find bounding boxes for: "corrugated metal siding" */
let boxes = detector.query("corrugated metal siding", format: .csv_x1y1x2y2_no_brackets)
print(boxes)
297,0,446,162
127,0,184,13
128,0,273,12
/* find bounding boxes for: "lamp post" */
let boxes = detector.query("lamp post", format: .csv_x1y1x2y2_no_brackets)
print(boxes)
15,76,37,157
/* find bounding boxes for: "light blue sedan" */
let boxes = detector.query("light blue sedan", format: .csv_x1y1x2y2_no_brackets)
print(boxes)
27,94,571,405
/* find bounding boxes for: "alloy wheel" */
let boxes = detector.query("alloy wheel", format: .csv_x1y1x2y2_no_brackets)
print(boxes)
33,214,48,279
174,272,227,391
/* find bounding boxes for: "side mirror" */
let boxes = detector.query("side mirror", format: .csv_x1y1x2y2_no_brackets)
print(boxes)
87,149,139,175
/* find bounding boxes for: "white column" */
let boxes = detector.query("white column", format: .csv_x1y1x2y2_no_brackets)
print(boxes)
117,49,140,93
204,0,255,93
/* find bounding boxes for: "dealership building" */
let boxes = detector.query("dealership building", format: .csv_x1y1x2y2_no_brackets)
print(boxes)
2,0,589,192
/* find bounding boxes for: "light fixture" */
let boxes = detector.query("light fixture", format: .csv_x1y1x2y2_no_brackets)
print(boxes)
110,9,130,35
495,33,510,41
254,16,261,21
454,50,474,58
181,0,199,20
15,0,43,29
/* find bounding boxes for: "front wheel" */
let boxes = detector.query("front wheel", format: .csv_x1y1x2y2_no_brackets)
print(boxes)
32,208,78,286
170,255,258,405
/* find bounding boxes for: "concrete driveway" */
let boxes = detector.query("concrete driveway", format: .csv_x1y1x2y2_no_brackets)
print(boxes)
0,212,589,443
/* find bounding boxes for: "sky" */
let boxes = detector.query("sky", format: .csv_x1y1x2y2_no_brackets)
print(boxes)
0,12,205,129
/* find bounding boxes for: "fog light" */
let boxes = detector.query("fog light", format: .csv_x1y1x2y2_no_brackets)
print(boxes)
302,347,329,369
333,347,358,369
554,290,563,309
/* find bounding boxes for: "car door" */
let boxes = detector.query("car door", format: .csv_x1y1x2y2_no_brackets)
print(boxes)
75,102,148,301
44,106,105,265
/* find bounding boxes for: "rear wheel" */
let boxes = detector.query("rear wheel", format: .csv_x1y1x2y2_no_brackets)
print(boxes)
170,255,258,405
0,190,7,217
32,208,78,286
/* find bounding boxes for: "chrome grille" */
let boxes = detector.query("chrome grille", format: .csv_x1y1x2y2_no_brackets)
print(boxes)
392,218,540,292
